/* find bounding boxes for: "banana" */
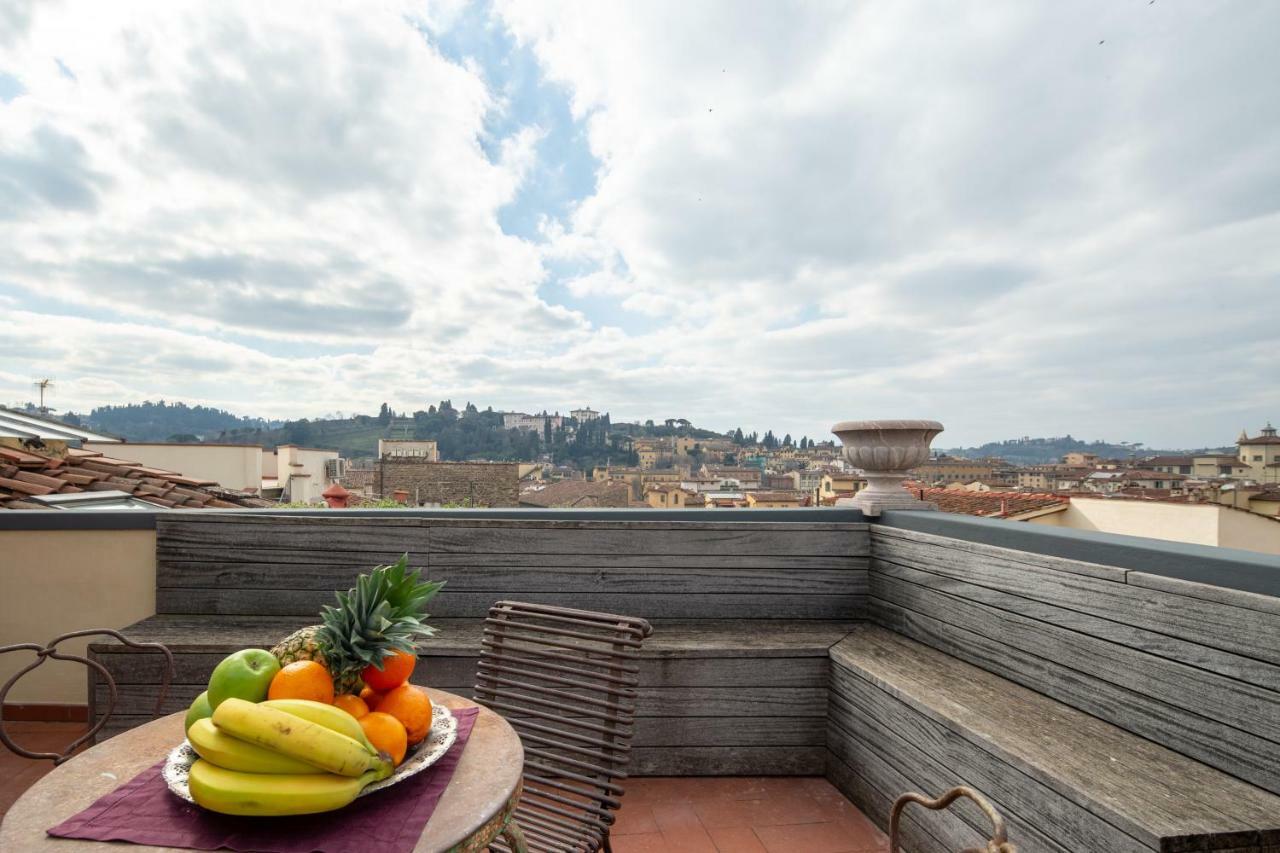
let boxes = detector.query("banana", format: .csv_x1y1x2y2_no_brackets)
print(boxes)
187,718,323,775
188,759,377,816
261,698,375,751
211,698,392,779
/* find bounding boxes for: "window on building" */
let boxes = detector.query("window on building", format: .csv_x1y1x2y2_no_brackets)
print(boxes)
1255,455,1264,461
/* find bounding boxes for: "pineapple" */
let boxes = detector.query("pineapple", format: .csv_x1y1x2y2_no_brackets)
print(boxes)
271,555,444,695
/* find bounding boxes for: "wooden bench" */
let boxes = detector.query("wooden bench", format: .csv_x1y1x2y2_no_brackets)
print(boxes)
827,625,1280,853
89,513,870,775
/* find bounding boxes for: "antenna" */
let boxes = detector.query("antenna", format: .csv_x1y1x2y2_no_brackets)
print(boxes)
32,378,55,414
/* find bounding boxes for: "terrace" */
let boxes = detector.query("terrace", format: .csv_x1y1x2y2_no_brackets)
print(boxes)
3,499,1280,851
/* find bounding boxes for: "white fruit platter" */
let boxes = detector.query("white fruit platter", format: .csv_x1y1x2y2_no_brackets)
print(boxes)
163,704,458,803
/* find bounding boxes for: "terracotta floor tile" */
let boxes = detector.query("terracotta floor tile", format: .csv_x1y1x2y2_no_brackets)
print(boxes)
650,801,719,853
692,793,831,829
659,826,721,853
707,825,771,853
650,800,706,833
0,723,87,821
628,777,720,804
611,831,672,853
612,802,660,836
753,814,888,853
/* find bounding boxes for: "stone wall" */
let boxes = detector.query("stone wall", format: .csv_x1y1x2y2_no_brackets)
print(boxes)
375,459,519,507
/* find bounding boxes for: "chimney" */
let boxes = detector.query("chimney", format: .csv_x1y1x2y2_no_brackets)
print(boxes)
322,482,350,509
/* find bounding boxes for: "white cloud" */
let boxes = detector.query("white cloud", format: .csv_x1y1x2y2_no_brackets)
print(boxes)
495,0,1280,445
1,1,1278,446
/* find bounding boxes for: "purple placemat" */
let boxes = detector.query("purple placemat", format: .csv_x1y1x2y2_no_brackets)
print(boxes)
48,707,479,853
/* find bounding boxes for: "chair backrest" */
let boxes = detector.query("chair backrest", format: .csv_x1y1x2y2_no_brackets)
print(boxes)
0,629,174,764
473,600,653,852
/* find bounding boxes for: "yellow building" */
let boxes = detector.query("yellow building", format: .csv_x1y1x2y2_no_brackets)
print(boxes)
746,491,807,508
1239,424,1280,483
645,486,691,508
829,474,865,493
1062,452,1100,466
913,457,997,485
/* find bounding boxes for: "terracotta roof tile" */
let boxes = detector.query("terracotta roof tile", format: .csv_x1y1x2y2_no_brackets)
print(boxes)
12,470,69,489
0,476,55,496
0,448,273,510
0,447,50,466
918,488,1069,518
519,480,630,508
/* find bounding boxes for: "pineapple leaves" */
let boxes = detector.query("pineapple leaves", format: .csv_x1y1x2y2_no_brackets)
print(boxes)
316,554,445,675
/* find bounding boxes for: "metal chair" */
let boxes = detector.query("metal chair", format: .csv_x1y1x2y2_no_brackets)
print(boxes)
474,601,653,853
0,629,174,763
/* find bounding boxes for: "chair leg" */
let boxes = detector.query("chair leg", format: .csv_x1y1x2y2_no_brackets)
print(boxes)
498,819,528,853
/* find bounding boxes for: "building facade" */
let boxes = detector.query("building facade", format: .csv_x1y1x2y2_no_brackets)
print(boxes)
1239,424,1280,483
377,439,439,461
375,459,519,507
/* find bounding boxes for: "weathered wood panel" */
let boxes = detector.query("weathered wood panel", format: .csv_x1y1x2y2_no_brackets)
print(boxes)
872,558,1280,693
825,751,964,853
873,597,1280,798
155,516,870,623
829,627,1280,849
106,515,869,776
94,682,829,719
428,523,866,557
870,526,1280,797
156,588,865,619
631,746,824,776
90,650,828,689
90,616,857,659
872,528,1280,666
156,516,868,560
157,560,867,591
827,730,986,852
828,715,1071,853
871,566,1280,743
831,668,1145,852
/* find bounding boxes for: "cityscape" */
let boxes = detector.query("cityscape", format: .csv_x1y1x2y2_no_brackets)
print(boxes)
3,399,1278,555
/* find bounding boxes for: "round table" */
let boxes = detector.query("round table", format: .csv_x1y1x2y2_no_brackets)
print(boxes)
0,688,524,853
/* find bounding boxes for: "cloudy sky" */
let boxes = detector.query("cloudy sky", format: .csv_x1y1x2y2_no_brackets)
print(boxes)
1,1,1277,447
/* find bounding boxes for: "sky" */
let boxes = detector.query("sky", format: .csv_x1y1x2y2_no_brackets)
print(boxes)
0,1,1277,448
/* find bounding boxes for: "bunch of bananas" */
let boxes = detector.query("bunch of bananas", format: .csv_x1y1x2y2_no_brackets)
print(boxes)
186,698,395,816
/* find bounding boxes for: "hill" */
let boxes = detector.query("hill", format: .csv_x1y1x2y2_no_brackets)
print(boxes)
217,401,635,469
75,401,280,442
942,435,1234,465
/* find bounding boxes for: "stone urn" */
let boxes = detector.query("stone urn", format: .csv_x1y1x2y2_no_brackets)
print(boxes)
831,419,944,515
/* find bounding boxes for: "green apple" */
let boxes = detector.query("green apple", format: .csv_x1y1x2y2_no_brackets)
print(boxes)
184,690,212,734
207,649,280,710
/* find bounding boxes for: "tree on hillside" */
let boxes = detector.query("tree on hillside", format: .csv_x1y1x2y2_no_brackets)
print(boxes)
378,403,392,425
783,433,793,447
733,427,745,445
763,430,778,449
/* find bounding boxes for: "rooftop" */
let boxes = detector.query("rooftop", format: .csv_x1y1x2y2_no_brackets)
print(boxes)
0,445,272,510
915,487,1069,519
0,407,120,443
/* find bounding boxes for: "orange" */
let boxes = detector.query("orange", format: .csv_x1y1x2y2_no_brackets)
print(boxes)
267,660,334,704
361,649,416,692
360,712,407,765
332,694,370,719
359,686,385,710
377,683,433,745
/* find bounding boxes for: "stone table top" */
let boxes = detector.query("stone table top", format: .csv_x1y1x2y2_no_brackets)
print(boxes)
0,688,523,853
